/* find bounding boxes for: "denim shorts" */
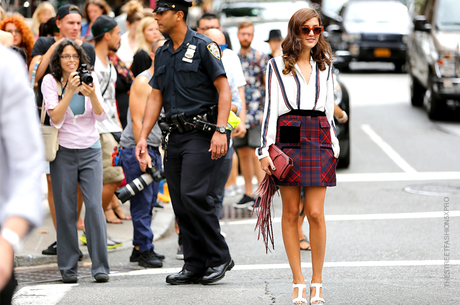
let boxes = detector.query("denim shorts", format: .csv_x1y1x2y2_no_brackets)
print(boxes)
233,125,261,149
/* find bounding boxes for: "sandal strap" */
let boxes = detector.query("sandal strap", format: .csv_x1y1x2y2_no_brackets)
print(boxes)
292,284,307,303
310,283,322,289
310,283,325,303
293,284,307,289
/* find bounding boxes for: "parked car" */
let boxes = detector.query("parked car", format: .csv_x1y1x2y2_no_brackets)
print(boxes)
333,72,351,168
326,0,411,72
219,0,313,54
407,0,460,119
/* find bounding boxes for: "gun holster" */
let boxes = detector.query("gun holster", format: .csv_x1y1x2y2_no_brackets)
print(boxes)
170,113,194,133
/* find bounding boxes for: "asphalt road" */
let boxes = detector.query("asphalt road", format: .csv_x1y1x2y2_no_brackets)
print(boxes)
12,63,460,304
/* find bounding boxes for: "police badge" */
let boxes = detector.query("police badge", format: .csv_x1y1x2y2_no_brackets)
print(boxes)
207,42,221,60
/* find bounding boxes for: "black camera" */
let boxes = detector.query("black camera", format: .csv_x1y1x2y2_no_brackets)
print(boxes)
75,63,93,85
115,165,165,203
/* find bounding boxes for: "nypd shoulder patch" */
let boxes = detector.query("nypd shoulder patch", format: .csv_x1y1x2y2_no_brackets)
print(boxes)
207,42,221,60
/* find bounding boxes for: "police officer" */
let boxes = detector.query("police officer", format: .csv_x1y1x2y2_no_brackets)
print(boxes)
136,0,234,285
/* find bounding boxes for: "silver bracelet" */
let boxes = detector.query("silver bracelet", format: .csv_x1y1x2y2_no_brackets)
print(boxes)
336,111,347,122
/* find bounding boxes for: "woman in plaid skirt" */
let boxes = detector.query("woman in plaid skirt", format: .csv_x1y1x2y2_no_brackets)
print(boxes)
257,8,339,305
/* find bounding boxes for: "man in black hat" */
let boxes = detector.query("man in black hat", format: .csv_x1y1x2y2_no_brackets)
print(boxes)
91,14,133,252
136,0,234,285
265,29,283,59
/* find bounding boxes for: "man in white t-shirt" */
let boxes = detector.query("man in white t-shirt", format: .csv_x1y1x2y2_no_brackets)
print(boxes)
197,14,246,131
197,14,247,199
92,15,128,229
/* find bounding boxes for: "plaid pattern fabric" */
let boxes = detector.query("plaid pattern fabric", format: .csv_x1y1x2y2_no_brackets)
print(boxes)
274,114,337,186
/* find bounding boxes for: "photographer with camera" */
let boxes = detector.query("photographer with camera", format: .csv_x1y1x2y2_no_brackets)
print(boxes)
30,4,96,257
41,39,110,284
119,38,167,268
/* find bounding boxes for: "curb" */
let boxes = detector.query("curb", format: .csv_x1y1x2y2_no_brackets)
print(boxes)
14,205,176,268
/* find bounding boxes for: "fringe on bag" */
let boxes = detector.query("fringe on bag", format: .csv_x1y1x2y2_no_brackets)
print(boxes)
252,174,278,253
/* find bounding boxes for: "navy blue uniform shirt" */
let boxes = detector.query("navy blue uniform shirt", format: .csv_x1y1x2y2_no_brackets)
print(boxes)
149,27,226,118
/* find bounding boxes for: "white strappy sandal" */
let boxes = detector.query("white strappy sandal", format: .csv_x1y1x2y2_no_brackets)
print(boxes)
310,282,325,304
292,283,308,305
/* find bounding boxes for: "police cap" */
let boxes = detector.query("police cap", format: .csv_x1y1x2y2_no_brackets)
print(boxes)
154,0,192,13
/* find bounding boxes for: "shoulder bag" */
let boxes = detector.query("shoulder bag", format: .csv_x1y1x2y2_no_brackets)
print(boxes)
40,80,61,162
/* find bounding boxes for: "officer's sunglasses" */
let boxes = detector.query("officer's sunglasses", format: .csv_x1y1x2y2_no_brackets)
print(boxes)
299,25,324,36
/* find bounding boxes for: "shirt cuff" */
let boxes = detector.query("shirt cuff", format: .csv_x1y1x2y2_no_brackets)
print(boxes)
256,147,269,160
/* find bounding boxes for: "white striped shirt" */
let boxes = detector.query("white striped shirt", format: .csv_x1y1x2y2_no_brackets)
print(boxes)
257,55,340,159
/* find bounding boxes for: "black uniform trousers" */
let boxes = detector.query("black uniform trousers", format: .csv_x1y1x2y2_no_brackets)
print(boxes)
164,129,231,274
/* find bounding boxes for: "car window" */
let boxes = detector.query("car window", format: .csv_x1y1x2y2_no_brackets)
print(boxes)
435,0,460,30
221,1,310,21
344,1,410,23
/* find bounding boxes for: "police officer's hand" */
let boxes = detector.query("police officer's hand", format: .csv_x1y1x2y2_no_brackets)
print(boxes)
233,123,247,138
260,156,276,176
209,133,227,160
136,138,152,170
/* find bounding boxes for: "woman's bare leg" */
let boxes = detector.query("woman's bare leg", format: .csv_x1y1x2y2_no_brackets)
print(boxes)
304,186,327,302
279,186,306,301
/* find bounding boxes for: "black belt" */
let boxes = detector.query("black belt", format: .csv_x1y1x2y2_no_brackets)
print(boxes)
286,110,326,117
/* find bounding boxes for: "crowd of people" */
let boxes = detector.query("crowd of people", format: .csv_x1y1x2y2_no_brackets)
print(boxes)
0,1,350,304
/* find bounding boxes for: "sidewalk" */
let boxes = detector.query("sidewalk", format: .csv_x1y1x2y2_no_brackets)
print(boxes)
14,175,176,267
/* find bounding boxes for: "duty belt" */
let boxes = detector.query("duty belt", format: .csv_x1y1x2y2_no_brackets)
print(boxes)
160,106,223,135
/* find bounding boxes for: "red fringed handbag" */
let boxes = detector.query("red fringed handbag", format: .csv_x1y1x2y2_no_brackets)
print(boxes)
253,144,293,252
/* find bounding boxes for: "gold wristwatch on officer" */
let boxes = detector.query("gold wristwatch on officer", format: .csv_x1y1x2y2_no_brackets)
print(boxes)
216,126,226,134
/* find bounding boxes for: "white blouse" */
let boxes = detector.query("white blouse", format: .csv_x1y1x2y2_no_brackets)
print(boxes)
257,56,340,159
116,32,135,68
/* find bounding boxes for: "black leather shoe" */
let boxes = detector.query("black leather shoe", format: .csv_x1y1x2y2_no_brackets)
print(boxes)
201,259,235,285
62,275,78,283
166,269,203,285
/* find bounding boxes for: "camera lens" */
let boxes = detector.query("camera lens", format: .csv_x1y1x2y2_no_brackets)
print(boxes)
81,74,93,85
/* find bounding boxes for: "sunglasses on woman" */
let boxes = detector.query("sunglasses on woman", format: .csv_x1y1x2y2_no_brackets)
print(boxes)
299,25,324,36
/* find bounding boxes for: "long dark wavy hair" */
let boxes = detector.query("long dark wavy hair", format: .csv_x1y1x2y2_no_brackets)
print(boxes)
282,8,332,75
49,39,91,81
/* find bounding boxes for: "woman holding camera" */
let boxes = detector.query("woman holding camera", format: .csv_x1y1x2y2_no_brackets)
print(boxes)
41,40,110,283
258,8,339,305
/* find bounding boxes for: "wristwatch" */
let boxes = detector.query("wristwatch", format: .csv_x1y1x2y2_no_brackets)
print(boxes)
216,126,226,134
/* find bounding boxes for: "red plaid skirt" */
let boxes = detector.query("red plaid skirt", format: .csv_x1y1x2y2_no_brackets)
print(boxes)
274,113,337,187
